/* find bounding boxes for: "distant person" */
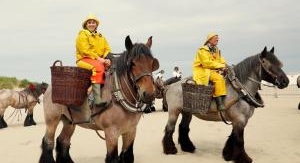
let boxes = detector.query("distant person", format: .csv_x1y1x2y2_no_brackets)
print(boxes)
155,70,165,80
75,13,111,111
192,32,227,111
172,66,182,79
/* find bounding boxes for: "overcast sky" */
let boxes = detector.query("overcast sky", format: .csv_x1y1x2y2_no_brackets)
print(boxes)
0,0,299,83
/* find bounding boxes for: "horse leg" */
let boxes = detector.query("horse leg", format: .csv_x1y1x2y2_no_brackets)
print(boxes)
105,128,120,163
178,111,195,153
223,125,252,163
56,118,76,163
39,116,60,163
0,115,8,129
119,129,136,163
162,96,168,112
0,108,7,129
24,107,36,126
162,109,180,154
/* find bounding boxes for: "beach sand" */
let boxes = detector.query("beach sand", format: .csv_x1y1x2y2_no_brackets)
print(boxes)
1,85,300,163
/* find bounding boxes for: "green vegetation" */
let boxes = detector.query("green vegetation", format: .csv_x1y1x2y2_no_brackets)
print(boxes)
0,76,34,89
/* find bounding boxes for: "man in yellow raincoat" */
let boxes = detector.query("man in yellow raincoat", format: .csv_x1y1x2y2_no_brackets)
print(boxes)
76,14,111,110
193,32,227,111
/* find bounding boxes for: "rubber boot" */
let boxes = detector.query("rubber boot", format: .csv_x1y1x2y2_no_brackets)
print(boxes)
215,96,226,111
92,84,107,108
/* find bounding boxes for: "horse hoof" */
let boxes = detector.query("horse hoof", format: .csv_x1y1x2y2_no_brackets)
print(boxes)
0,119,8,129
150,106,156,111
162,139,178,154
164,146,178,155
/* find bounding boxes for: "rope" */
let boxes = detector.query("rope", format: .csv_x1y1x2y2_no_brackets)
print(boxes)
248,77,276,88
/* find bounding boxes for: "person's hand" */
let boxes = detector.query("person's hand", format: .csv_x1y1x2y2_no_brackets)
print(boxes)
104,59,111,68
97,57,105,63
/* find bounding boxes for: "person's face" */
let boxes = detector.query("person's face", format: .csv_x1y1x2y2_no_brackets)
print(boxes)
208,35,219,46
86,19,98,32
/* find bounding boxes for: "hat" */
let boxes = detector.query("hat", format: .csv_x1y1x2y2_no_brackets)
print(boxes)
204,32,218,45
82,13,100,29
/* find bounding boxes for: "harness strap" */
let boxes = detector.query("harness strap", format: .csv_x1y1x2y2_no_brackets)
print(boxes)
112,70,147,112
227,66,264,108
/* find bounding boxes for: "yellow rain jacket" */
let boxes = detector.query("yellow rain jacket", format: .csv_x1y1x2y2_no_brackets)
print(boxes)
192,45,226,97
76,29,111,61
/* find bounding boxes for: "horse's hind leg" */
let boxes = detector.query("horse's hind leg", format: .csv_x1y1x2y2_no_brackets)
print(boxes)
39,116,60,163
119,129,137,163
56,118,76,163
162,108,180,154
223,125,252,163
178,111,195,153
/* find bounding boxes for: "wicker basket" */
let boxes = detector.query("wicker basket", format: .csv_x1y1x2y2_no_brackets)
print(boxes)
182,80,213,114
51,60,92,106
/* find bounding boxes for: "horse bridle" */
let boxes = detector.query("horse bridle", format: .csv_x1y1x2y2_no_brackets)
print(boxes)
259,57,281,86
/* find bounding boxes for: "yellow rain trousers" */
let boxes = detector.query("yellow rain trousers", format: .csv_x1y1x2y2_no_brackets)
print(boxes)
192,45,226,97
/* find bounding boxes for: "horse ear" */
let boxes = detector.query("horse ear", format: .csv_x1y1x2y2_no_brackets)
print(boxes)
146,36,152,48
29,83,36,91
125,35,133,51
261,46,268,58
270,46,274,53
152,58,159,71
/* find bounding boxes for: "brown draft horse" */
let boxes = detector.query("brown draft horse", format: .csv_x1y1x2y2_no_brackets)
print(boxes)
39,36,159,163
0,82,48,128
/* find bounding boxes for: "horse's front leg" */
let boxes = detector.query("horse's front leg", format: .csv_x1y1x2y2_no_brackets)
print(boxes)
39,116,60,163
223,124,253,163
56,119,76,163
119,129,137,163
105,128,120,163
0,107,8,129
24,104,36,127
178,111,195,153
162,108,180,154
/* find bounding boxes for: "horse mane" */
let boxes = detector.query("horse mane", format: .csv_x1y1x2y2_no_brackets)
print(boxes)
233,51,281,83
233,54,261,83
115,43,153,76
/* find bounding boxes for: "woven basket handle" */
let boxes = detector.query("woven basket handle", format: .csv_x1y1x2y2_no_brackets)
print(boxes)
52,60,63,67
185,78,194,84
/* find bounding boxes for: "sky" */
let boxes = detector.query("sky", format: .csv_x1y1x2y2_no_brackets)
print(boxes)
0,0,299,83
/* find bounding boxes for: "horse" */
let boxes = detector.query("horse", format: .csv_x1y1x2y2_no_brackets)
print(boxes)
0,82,48,128
297,75,300,109
297,75,300,88
144,76,180,113
39,36,159,163
162,47,289,163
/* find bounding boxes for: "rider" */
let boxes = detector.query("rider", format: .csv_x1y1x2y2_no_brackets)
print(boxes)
192,32,227,111
172,66,182,79
155,70,165,80
75,13,111,110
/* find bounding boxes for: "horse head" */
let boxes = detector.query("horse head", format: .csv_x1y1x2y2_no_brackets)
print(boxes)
29,82,49,95
116,36,159,104
259,47,289,89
